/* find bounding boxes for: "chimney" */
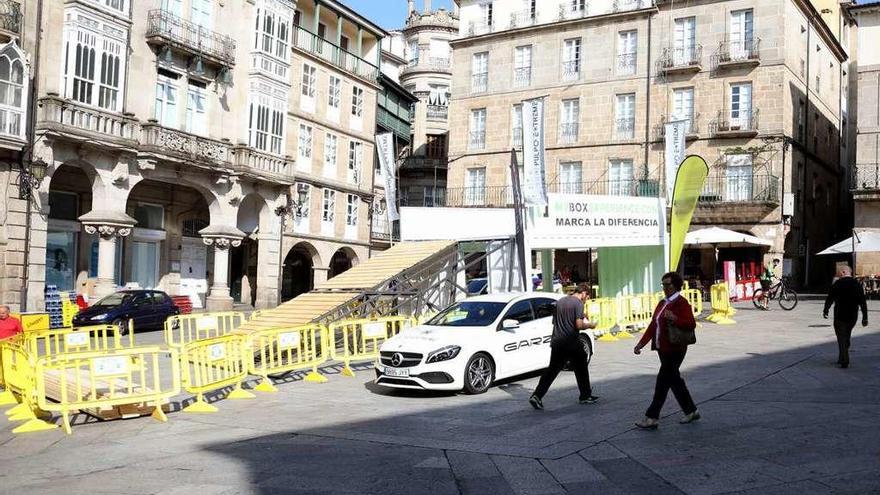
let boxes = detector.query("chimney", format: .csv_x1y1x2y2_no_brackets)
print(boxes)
424,0,432,13
408,0,415,15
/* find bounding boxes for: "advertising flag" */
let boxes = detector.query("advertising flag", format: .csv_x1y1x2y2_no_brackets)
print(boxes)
521,97,548,206
375,132,399,222
669,155,709,271
664,119,688,204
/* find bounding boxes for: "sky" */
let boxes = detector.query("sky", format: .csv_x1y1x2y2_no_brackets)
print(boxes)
340,0,456,30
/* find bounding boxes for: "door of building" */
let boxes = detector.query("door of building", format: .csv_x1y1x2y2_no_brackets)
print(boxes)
180,236,208,308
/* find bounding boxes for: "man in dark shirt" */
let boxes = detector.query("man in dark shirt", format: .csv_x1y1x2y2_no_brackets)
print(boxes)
823,266,868,368
529,284,597,410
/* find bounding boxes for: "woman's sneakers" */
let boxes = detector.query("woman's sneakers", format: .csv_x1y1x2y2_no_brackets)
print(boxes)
528,395,544,410
679,410,701,424
635,417,659,429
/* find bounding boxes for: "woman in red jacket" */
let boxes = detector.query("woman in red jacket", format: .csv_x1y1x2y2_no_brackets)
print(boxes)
633,271,700,429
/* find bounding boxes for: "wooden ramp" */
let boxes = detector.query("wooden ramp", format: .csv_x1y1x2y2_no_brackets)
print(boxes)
239,240,455,332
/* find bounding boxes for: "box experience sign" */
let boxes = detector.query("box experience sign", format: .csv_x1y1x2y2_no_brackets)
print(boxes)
528,194,665,249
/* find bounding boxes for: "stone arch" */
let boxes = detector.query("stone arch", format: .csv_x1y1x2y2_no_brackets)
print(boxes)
236,193,272,236
281,241,322,302
328,246,359,279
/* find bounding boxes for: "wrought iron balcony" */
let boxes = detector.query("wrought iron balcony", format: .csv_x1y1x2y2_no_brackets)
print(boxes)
697,174,779,204
613,0,647,12
709,109,759,137
510,9,537,28
658,45,702,74
292,25,379,83
0,0,22,37
231,145,294,183
146,9,236,67
427,104,448,121
617,53,637,75
401,56,451,76
853,164,880,191
615,117,635,139
557,3,589,20
714,38,760,68
469,131,486,150
468,21,494,36
549,178,661,197
141,121,231,166
513,67,531,87
562,61,581,82
36,95,139,148
559,123,579,144
471,72,488,93
377,106,411,140
654,114,700,140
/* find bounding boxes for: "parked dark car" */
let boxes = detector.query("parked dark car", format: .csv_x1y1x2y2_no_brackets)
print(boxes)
466,278,489,296
72,290,179,334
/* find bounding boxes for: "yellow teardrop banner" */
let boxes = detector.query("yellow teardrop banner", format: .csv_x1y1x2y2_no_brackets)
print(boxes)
669,155,710,271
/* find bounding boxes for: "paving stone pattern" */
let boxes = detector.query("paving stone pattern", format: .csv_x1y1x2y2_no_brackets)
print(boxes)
1,300,879,494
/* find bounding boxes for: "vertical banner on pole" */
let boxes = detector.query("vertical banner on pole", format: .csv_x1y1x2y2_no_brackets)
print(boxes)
509,150,529,291
669,155,709,271
664,119,688,205
522,97,548,207
376,132,399,222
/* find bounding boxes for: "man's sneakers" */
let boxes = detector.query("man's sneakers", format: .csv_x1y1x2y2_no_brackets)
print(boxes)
679,410,701,424
528,395,544,410
635,417,659,429
579,395,600,405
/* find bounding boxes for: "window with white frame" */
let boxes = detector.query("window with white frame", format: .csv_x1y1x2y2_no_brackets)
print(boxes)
470,108,486,150
162,0,182,16
730,82,753,129
324,133,337,173
346,194,358,226
571,0,586,14
102,0,127,13
185,79,207,135
248,95,285,154
328,75,341,109
672,87,694,134
155,71,179,128
609,159,634,196
351,86,364,117
562,38,581,81
478,2,493,28
190,0,212,28
322,189,336,222
348,141,363,183
559,99,579,144
729,9,754,60
63,23,126,112
673,17,696,65
511,104,523,148
472,52,488,92
407,41,419,64
615,93,635,139
725,154,752,201
465,167,487,206
617,30,637,75
514,45,532,87
301,63,316,98
255,7,291,61
559,161,583,194
298,124,312,159
0,48,27,138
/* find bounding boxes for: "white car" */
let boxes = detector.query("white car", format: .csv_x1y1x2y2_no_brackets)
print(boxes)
375,293,595,394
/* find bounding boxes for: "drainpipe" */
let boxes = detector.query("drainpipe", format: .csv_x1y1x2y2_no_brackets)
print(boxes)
643,13,652,181
801,16,812,288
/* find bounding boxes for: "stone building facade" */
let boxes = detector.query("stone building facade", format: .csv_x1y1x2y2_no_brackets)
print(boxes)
0,0,385,312
449,0,853,287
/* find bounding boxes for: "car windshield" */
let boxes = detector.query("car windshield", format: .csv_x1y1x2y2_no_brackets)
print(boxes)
466,279,487,294
93,293,132,307
427,301,506,327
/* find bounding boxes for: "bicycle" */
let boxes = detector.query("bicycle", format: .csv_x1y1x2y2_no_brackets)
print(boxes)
752,276,798,311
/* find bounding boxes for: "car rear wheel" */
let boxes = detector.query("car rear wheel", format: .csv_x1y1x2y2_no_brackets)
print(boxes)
113,318,129,336
463,353,494,395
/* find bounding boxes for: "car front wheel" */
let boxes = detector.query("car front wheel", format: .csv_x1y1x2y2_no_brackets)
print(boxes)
113,318,129,336
463,353,494,394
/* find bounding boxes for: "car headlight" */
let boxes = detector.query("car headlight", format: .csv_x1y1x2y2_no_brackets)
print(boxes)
91,313,109,321
426,345,461,364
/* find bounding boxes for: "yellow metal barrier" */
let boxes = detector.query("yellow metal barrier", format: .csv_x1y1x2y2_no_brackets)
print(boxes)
25,324,132,359
35,346,180,435
617,293,655,337
706,283,736,325
164,311,245,349
328,316,413,377
180,334,253,412
586,298,618,342
0,338,58,433
682,288,704,318
249,324,329,392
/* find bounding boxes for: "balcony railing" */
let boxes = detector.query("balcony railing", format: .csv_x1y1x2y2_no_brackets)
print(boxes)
549,178,661,197
698,174,779,203
613,0,646,12
558,3,589,20
654,114,700,139
377,106,411,140
658,45,702,72
445,186,512,207
512,127,523,148
709,109,759,137
715,38,761,66
232,146,293,180
471,72,488,93
401,56,451,76
510,9,537,28
562,61,581,81
146,9,236,67
141,122,231,165
401,156,447,171
854,164,880,191
615,117,635,139
37,95,139,145
293,25,379,83
559,123,579,144
469,131,486,150
0,0,22,36
427,104,448,121
468,21,494,36
617,53,636,74
514,67,531,87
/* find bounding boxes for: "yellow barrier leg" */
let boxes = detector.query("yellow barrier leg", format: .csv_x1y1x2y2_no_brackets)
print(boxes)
13,417,58,434
183,393,219,413
61,410,72,435
254,375,278,393
341,358,355,377
6,402,32,421
0,389,17,406
615,328,634,339
227,383,256,400
151,404,168,423
715,316,736,325
597,331,618,342
304,365,328,384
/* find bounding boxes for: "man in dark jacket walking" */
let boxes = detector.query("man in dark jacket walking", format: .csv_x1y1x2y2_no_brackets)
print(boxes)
529,284,597,410
823,266,868,368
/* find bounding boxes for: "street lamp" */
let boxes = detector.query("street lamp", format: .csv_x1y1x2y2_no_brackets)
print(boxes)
19,158,47,200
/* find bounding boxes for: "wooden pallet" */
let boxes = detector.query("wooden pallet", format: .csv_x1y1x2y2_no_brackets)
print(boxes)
42,368,170,421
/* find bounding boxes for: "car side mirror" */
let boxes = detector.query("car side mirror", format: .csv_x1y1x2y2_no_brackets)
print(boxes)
501,319,519,330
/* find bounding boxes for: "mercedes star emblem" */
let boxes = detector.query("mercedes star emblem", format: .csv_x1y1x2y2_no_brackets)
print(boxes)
391,353,403,367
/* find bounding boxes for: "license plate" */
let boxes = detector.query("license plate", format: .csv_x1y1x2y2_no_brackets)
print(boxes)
384,367,409,378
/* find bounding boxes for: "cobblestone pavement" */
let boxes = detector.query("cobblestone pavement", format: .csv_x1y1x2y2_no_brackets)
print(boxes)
1,299,879,495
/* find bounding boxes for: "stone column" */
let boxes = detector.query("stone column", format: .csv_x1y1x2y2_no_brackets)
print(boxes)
200,224,245,311
313,266,330,285
80,210,137,299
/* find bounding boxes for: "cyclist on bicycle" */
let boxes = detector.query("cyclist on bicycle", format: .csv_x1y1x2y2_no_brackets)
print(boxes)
760,258,781,293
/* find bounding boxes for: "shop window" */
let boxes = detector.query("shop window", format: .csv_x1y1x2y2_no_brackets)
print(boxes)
46,231,77,291
132,204,164,230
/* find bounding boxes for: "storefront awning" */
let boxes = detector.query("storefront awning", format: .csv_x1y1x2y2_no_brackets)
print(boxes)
817,231,880,255
684,227,772,248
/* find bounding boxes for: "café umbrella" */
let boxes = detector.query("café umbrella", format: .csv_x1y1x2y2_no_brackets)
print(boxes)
816,231,880,255
684,227,773,280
